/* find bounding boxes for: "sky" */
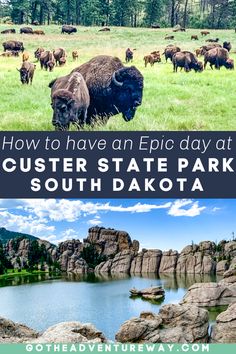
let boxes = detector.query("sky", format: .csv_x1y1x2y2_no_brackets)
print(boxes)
0,199,235,251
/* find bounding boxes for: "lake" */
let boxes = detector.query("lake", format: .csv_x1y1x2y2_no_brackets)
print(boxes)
0,273,224,340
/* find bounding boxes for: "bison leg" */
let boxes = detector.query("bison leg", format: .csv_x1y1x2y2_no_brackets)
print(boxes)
204,60,208,70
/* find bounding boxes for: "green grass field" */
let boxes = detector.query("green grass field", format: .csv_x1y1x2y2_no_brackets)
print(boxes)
0,24,236,131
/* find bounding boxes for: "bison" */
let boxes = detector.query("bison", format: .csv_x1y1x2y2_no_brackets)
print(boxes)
33,30,45,35
22,51,29,62
200,44,222,56
163,45,181,62
191,35,198,40
17,62,36,85
165,35,174,40
201,31,210,36
125,48,133,63
50,55,143,125
144,52,161,67
3,40,24,52
50,72,90,131
151,24,160,29
53,48,66,66
72,50,79,61
173,51,203,72
206,38,219,43
1,29,16,34
195,48,201,57
99,27,110,32
223,42,232,52
40,51,55,71
61,25,77,34
204,47,234,70
59,57,66,66
20,27,33,34
34,47,45,60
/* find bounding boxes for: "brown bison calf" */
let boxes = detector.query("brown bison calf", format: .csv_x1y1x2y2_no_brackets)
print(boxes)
144,52,161,67
201,31,210,36
51,72,90,131
33,30,45,35
72,50,79,61
191,35,198,40
22,51,29,62
204,47,234,70
17,62,36,84
195,48,201,57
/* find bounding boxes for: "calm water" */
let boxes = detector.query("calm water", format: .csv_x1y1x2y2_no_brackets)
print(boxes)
0,273,223,340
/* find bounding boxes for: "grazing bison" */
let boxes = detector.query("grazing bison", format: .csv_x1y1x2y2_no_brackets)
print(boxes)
1,29,16,34
72,50,78,61
17,62,36,84
59,57,66,66
200,44,222,56
201,31,210,36
20,27,33,34
173,27,185,32
22,51,29,62
40,51,55,71
223,41,232,52
165,35,174,40
163,45,181,62
53,48,66,66
191,35,198,40
173,51,203,72
206,38,219,43
144,52,161,67
99,27,110,32
34,47,45,60
50,55,143,125
1,50,19,57
204,47,234,70
3,40,24,52
61,25,77,34
33,30,45,35
195,48,201,57
125,48,133,63
50,72,90,131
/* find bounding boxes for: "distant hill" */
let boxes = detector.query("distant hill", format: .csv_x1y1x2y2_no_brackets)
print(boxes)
0,227,38,244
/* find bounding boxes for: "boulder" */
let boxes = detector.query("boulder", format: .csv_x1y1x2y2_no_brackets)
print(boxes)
220,268,236,284
32,322,106,343
210,303,236,343
130,286,165,301
115,304,208,343
159,250,178,273
181,282,236,306
0,317,38,343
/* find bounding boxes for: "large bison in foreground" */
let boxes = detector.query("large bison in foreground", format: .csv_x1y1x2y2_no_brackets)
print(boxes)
50,72,90,131
204,47,234,70
3,40,24,52
49,55,144,125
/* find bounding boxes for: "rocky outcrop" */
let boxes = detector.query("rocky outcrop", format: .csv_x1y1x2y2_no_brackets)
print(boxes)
115,304,209,343
159,250,178,273
0,317,38,343
84,227,139,258
130,286,165,301
58,239,86,273
32,322,106,343
130,249,162,274
181,282,236,306
220,268,236,284
210,303,236,343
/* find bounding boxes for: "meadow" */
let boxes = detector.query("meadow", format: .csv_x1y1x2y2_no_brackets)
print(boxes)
0,24,236,131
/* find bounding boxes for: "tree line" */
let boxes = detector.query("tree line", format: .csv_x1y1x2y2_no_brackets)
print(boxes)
0,0,236,29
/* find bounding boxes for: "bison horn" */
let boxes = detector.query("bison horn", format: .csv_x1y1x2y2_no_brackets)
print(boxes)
112,72,123,87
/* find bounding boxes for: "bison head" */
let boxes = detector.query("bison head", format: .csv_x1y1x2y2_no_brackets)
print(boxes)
225,58,234,70
194,61,203,72
111,66,143,121
51,90,79,131
18,68,28,84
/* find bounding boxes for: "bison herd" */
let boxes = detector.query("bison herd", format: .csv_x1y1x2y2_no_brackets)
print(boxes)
0,26,235,130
